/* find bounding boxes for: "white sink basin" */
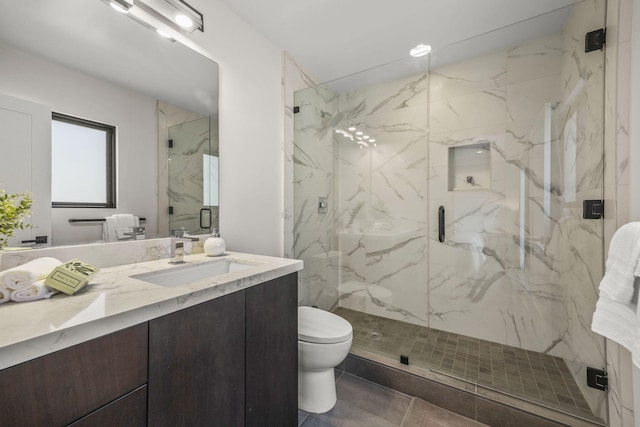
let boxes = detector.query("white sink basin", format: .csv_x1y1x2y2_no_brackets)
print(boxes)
131,260,257,287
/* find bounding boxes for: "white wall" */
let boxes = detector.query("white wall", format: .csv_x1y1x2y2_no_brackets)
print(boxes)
188,0,284,257
0,43,158,246
630,0,640,221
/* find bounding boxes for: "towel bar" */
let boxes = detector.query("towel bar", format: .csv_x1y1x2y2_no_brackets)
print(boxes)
68,217,146,223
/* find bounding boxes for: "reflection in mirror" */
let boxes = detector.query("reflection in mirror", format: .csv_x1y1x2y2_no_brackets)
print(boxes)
0,0,219,247
157,103,219,237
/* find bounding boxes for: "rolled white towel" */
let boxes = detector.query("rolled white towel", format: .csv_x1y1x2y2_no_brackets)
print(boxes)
0,257,63,290
0,286,9,304
10,280,57,302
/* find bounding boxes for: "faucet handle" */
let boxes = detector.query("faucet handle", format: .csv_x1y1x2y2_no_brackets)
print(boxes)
172,229,185,238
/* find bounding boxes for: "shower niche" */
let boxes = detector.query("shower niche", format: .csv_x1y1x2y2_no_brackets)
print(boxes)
447,142,491,191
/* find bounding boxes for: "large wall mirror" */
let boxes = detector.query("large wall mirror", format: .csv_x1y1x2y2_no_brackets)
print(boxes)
0,0,219,247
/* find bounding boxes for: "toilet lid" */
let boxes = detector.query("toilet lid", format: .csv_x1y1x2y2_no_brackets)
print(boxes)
298,306,353,344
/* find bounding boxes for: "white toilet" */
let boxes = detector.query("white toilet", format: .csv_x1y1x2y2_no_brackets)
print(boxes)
298,306,353,413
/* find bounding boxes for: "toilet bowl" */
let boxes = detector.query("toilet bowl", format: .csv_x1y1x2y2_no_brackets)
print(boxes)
298,306,353,414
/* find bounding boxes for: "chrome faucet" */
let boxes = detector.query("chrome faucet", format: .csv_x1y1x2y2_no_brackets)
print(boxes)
169,230,200,264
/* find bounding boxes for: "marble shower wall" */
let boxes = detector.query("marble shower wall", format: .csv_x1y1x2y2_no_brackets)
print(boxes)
291,60,341,310
602,0,635,424
335,72,430,325
332,1,606,419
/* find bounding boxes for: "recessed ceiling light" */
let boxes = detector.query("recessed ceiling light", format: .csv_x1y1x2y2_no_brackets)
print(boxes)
369,139,376,143
410,44,432,58
356,131,363,136
175,13,194,29
363,135,370,140
348,127,356,131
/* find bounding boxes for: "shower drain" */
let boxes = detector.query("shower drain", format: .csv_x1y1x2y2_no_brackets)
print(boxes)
369,331,382,339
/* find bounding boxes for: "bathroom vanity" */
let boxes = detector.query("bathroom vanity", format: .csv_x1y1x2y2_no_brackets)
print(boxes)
0,251,302,426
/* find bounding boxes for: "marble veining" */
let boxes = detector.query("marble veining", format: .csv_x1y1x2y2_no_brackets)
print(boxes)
291,1,607,422
0,249,302,371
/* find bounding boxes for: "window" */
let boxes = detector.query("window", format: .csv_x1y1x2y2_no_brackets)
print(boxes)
51,113,115,208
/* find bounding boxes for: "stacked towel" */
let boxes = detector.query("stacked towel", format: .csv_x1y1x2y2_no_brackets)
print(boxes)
0,286,9,304
591,222,640,367
10,279,57,302
0,257,62,304
599,222,640,302
102,214,139,242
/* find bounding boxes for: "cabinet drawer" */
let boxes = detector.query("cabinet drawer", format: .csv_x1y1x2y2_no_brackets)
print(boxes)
69,385,147,427
0,323,148,426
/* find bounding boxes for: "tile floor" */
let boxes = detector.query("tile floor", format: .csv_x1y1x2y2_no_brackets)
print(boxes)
334,308,599,423
298,372,487,426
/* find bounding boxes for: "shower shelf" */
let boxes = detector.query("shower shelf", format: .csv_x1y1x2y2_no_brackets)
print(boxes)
448,143,491,191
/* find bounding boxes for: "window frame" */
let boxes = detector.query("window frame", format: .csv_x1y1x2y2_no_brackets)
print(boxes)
51,112,116,208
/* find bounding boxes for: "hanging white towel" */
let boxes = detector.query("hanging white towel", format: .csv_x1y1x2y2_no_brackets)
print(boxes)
0,257,62,290
102,214,139,242
599,222,640,302
592,221,640,368
10,279,57,302
592,293,637,351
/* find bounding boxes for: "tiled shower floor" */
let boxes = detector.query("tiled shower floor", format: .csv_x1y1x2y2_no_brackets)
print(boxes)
334,307,602,423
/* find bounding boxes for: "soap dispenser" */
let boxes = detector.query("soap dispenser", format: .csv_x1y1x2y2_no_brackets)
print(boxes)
204,229,226,257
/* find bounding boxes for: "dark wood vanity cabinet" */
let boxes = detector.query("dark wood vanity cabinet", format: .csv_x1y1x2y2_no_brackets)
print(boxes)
148,272,298,427
0,323,148,426
0,272,297,427
245,272,298,427
148,290,246,426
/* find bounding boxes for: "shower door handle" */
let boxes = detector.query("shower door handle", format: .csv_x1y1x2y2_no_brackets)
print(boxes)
438,206,445,243
200,207,212,229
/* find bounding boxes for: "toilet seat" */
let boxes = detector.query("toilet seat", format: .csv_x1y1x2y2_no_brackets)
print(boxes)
298,306,353,344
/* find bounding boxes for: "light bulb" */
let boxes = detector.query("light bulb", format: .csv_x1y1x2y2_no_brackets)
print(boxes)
410,44,432,58
175,14,194,29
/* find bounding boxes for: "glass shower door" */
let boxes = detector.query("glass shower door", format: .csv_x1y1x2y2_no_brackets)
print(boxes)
426,0,607,421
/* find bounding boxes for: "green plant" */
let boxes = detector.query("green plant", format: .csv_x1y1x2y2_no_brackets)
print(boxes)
0,190,33,249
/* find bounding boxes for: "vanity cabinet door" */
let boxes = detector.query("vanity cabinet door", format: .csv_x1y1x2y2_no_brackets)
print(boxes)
148,290,246,427
245,273,298,427
0,323,148,426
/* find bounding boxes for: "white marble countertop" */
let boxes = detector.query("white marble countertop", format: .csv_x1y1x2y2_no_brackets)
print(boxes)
0,251,303,370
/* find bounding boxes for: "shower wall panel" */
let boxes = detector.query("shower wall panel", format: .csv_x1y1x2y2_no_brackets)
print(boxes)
293,85,340,310
428,0,605,417
335,73,430,325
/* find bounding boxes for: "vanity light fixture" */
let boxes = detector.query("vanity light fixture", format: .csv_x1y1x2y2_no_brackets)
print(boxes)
164,0,204,32
101,0,204,43
410,44,432,58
